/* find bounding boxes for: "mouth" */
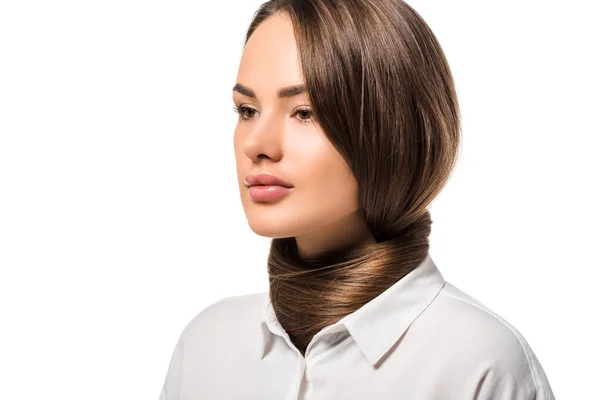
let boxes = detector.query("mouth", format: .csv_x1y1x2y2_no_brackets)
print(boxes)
247,185,293,202
244,173,294,188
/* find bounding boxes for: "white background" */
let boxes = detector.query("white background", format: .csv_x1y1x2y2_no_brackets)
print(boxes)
0,1,597,398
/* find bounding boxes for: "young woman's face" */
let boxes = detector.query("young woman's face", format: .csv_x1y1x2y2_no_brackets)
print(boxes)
233,12,373,257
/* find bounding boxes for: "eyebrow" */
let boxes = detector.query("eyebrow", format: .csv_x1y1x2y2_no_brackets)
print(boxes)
232,83,306,99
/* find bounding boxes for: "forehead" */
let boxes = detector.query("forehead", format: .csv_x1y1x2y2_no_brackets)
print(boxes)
236,13,305,95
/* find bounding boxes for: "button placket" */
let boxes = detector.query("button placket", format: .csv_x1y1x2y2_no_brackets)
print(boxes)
284,353,307,400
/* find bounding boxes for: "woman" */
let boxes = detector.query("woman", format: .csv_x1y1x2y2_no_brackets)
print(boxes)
159,0,555,398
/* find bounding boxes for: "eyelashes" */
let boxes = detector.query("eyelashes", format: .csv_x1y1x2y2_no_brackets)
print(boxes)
232,105,315,125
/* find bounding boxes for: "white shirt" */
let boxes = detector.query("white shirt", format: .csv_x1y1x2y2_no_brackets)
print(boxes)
159,254,555,399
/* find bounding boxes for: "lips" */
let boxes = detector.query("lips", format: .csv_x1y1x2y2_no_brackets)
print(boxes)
244,173,293,188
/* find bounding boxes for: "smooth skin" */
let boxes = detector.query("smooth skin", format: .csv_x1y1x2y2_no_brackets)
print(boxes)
232,12,375,260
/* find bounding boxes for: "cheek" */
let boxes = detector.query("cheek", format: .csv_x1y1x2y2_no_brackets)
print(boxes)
233,131,247,171
299,144,359,209
233,128,242,155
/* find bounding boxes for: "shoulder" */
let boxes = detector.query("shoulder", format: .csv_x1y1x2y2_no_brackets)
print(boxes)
178,291,268,343
159,292,270,399
435,282,536,360
422,281,554,398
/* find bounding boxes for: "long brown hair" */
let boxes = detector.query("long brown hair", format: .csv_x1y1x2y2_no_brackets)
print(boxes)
243,0,461,356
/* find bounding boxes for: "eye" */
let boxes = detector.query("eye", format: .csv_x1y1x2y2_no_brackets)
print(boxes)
293,107,314,124
232,105,315,124
232,105,257,121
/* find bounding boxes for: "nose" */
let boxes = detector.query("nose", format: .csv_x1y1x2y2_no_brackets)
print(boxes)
240,110,284,162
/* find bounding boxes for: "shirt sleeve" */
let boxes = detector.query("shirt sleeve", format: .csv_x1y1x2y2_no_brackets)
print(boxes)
159,336,184,400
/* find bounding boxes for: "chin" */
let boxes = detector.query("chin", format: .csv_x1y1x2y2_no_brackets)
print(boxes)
246,221,296,239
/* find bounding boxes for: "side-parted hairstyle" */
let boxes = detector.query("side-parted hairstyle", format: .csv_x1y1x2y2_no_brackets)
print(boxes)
243,0,461,356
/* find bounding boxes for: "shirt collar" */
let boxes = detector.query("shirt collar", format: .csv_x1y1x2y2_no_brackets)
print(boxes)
259,253,446,366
